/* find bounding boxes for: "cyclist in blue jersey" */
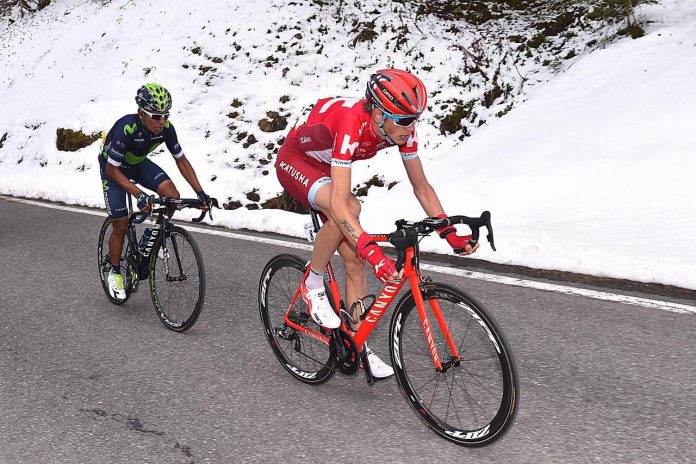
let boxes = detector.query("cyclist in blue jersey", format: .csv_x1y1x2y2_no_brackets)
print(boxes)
99,83,209,300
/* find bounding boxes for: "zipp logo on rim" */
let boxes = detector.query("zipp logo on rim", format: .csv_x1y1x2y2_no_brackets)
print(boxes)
260,269,272,302
392,313,403,369
288,365,317,379
445,424,490,440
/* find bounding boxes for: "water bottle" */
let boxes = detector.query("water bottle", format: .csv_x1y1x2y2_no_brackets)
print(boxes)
139,228,153,253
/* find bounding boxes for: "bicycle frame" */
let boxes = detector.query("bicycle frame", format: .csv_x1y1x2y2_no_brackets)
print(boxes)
124,194,182,281
281,237,460,372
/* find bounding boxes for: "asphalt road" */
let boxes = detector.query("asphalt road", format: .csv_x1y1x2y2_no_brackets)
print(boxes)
1,196,694,464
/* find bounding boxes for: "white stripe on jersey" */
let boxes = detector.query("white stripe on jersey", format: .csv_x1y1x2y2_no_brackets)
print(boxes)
401,151,419,161
305,148,333,164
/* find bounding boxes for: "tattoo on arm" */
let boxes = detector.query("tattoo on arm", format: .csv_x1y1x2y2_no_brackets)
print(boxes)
339,220,359,242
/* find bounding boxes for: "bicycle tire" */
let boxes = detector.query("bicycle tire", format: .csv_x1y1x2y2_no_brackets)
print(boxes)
389,283,518,446
97,217,135,305
149,225,205,332
258,254,335,385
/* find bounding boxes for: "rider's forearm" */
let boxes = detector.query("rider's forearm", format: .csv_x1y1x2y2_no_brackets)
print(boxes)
106,164,144,197
413,182,445,217
328,165,364,245
175,156,204,193
329,197,364,245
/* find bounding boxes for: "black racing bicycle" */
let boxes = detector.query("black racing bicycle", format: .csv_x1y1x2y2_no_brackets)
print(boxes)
97,194,218,332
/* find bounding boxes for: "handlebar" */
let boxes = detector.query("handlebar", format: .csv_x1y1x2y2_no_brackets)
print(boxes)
386,211,496,272
129,196,220,224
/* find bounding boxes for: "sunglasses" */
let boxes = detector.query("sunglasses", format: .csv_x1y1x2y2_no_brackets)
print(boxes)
142,108,170,121
383,111,419,127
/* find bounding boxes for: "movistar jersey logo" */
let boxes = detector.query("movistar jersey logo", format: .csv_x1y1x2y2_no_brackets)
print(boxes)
124,123,137,135
102,180,109,191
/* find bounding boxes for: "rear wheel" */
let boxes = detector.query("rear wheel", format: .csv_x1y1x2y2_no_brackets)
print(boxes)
149,225,205,332
258,254,335,385
97,217,135,305
389,283,518,446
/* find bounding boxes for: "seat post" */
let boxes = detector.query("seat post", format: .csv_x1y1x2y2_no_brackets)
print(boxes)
309,208,322,234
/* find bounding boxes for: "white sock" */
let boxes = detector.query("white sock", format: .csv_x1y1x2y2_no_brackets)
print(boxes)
305,268,325,290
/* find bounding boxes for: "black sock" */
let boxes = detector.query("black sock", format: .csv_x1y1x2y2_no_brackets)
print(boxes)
113,265,121,274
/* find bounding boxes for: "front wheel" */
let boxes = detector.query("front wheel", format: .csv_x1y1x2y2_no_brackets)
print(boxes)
149,225,205,332
258,254,335,385
389,283,518,447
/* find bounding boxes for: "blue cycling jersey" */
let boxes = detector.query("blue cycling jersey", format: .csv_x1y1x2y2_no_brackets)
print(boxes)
101,114,183,166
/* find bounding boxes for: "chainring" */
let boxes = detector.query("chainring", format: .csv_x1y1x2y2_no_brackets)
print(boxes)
332,330,359,375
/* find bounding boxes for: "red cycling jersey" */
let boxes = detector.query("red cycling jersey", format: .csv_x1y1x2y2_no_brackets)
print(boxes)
287,97,419,168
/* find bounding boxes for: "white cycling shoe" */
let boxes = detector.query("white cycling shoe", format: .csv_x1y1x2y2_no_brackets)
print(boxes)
107,270,127,300
364,343,394,379
300,280,341,329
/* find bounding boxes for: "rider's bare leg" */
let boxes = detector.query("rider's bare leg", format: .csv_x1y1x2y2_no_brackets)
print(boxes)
337,241,367,330
311,183,367,327
156,180,179,220
109,216,128,268
308,182,360,273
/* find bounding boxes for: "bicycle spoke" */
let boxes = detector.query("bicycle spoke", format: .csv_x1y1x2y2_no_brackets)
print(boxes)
442,371,466,427
455,364,502,397
452,370,480,428
450,370,487,423
427,372,442,409
403,330,432,359
457,314,475,356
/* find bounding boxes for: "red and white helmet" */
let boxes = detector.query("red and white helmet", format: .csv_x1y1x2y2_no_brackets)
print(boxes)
365,68,428,116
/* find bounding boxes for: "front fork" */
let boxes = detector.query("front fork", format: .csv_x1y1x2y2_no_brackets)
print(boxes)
155,223,186,281
409,275,461,372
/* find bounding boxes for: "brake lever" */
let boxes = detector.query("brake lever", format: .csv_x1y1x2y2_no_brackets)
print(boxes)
192,197,220,223
389,229,410,272
481,211,496,251
208,197,220,221
131,195,155,224
450,211,495,253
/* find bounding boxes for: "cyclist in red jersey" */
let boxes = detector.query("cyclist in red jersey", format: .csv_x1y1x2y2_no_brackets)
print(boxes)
275,69,479,378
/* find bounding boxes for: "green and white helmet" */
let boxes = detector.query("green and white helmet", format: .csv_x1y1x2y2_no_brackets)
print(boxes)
135,83,172,112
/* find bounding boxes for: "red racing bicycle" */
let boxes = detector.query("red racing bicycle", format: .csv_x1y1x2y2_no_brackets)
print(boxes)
258,210,518,446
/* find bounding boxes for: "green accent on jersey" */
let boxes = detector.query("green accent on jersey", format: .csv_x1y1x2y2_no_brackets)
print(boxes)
124,123,137,135
124,151,147,165
102,180,109,191
164,120,171,129
123,142,162,165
